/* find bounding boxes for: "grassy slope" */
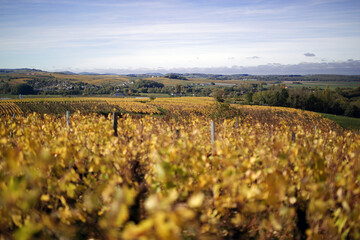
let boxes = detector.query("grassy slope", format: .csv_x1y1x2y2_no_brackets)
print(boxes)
320,113,360,129
282,81,360,90
51,73,130,85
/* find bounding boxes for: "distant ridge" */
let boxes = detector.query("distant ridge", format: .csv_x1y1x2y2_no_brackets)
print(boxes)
78,72,102,75
125,73,164,77
102,73,120,75
54,71,77,75
77,72,120,75
0,68,45,73
145,73,164,76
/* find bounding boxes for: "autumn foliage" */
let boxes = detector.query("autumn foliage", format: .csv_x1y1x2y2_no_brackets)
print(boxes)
0,98,359,239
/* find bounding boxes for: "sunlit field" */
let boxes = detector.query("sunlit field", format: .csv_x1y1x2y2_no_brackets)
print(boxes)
0,97,359,239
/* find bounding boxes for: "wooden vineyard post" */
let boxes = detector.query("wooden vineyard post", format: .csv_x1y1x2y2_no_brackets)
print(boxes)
113,112,118,136
66,111,70,127
235,116,239,129
292,131,296,143
139,121,144,142
12,114,15,120
211,120,215,155
315,125,317,136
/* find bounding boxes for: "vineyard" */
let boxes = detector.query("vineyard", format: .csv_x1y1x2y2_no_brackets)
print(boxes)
0,102,23,116
0,98,359,239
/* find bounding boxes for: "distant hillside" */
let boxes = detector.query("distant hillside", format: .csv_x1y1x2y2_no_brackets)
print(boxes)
78,72,103,75
54,71,77,75
0,68,45,74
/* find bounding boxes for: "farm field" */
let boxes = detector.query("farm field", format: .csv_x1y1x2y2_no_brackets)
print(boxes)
51,73,130,86
0,72,130,86
281,81,360,90
320,113,360,130
0,97,359,239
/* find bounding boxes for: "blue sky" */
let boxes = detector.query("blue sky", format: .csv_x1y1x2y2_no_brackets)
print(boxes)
0,0,360,74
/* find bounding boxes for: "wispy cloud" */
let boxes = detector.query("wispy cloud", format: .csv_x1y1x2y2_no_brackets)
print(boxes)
310,0,351,5
0,0,359,73
304,53,316,57
247,56,261,59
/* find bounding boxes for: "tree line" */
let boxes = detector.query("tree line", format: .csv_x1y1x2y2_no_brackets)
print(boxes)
225,85,360,117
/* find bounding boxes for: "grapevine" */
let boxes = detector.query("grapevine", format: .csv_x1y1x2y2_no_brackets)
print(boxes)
0,100,359,239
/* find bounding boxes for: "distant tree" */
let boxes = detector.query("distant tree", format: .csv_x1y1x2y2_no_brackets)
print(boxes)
0,83,11,94
320,86,332,112
164,73,188,80
212,88,226,102
258,82,264,91
200,88,212,96
174,84,182,94
330,101,344,115
344,104,360,117
305,93,322,112
134,80,164,89
10,84,35,95
278,88,289,106
245,91,253,104
139,87,148,93
181,85,185,93
209,102,241,120
252,92,265,104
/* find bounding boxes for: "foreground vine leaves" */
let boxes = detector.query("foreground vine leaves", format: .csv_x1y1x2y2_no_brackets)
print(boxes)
0,102,359,240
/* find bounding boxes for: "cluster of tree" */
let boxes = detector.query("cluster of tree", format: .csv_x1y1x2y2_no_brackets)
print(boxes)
0,80,103,96
115,81,217,97
0,83,35,95
111,81,257,97
164,73,188,80
133,80,164,89
250,86,360,117
211,84,360,118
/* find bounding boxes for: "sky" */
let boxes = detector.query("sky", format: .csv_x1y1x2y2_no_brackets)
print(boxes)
0,0,360,74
